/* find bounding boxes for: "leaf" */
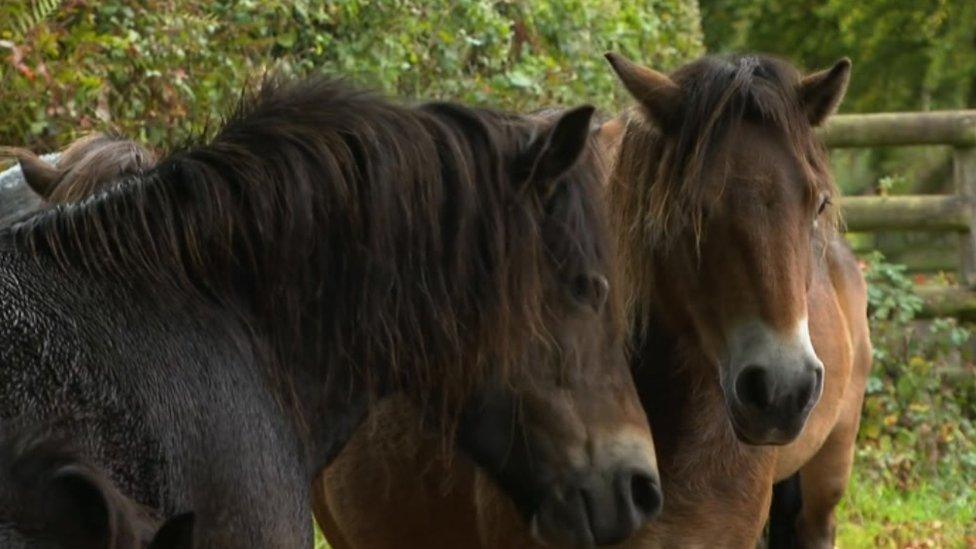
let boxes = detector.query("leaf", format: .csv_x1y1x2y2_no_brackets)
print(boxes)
507,70,534,89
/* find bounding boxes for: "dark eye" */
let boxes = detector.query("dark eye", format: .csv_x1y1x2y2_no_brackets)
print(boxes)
817,195,831,215
570,272,609,312
571,274,591,302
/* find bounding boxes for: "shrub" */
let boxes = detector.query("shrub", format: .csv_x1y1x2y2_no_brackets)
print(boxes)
857,251,976,496
0,0,704,152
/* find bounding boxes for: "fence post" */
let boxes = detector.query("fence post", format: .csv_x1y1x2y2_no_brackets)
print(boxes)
953,145,976,287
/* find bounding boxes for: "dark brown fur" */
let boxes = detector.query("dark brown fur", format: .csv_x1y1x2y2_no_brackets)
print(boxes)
313,107,660,548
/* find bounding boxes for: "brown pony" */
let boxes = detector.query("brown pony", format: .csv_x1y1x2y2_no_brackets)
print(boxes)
312,105,659,548
314,54,870,549
311,109,650,549
603,52,870,548
0,133,155,224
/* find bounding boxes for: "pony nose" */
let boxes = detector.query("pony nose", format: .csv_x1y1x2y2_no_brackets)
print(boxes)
616,468,663,522
734,360,823,416
533,465,661,547
582,467,662,545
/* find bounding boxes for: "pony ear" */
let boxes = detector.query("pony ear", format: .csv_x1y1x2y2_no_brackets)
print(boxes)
798,58,851,126
605,52,682,130
149,512,196,549
43,465,118,549
0,147,60,199
521,105,595,196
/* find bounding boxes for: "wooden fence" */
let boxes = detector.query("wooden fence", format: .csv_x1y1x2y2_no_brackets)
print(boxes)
821,110,976,319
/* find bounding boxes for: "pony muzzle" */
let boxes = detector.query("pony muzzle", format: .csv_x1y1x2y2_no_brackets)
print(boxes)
724,318,825,445
529,464,661,547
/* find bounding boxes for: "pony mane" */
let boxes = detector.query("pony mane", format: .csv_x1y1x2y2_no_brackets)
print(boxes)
7,77,597,416
611,54,838,253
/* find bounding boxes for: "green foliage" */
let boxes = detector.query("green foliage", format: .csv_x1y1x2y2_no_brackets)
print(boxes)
851,252,976,546
862,250,924,325
0,0,703,152
3,0,64,38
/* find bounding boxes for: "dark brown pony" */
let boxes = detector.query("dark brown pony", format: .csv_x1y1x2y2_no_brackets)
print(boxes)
0,78,656,546
311,110,652,549
314,54,870,549
0,422,195,548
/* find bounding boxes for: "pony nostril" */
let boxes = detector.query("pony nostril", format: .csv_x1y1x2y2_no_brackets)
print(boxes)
585,469,661,545
794,378,813,413
629,472,662,518
735,365,772,411
795,364,823,413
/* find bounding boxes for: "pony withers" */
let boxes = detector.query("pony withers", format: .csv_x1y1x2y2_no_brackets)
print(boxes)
0,422,195,549
313,53,870,548
0,133,155,225
0,78,657,546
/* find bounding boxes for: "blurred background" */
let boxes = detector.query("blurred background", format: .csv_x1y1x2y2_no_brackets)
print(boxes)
1,1,974,547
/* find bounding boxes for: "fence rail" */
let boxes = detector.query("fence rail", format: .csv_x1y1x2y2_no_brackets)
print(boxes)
822,110,976,318
840,195,971,232
819,111,976,148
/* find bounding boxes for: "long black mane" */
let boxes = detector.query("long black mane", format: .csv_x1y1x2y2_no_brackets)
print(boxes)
7,77,579,412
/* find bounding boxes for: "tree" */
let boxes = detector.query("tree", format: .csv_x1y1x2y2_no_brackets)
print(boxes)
701,0,976,114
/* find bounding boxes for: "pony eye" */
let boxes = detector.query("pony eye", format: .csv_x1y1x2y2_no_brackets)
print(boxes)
571,274,590,301
817,196,831,215
569,272,609,312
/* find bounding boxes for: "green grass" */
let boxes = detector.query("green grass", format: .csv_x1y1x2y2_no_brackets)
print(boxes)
314,525,330,549
837,468,976,548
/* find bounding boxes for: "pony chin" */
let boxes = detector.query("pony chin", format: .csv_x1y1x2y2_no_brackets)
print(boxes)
725,400,813,446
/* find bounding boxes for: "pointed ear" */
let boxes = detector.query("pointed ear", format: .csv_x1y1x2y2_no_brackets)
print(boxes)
521,105,595,196
43,465,117,549
798,57,851,126
605,52,682,130
0,147,60,199
149,512,196,549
